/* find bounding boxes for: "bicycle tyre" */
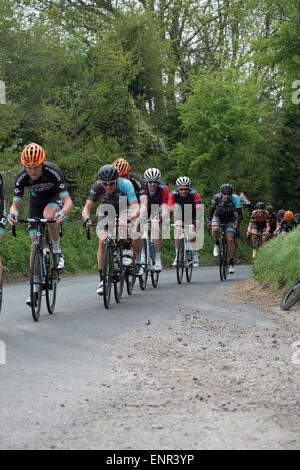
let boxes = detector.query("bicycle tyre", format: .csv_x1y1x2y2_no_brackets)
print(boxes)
30,244,43,322
126,249,136,295
139,240,149,291
176,238,184,285
45,253,58,315
103,242,113,309
186,248,193,283
114,243,124,303
280,278,300,310
150,247,159,288
222,241,228,281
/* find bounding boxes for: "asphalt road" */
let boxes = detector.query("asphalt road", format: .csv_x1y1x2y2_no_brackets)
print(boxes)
0,265,298,450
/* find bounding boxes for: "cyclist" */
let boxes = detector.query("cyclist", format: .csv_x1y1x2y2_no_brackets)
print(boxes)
207,184,243,274
280,210,298,233
0,172,6,289
278,209,286,221
247,202,271,259
266,205,280,238
82,164,140,296
168,176,201,268
112,158,148,276
8,143,73,306
144,168,169,272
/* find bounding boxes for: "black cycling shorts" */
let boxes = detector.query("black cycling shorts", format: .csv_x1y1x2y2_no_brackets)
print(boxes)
28,194,63,232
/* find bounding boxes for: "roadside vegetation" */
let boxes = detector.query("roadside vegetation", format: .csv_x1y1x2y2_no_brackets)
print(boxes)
253,227,300,289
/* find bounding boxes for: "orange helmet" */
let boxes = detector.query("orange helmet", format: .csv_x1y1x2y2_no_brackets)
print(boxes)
284,210,294,222
112,158,131,176
21,143,46,167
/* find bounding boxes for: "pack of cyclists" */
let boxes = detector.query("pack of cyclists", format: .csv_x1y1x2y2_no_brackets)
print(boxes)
0,142,298,305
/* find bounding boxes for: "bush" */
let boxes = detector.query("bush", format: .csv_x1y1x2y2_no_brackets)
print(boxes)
253,227,300,288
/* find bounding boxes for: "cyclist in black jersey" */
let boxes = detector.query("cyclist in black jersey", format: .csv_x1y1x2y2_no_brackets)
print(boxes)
0,172,6,288
82,164,140,295
8,143,73,306
112,158,148,276
280,210,298,233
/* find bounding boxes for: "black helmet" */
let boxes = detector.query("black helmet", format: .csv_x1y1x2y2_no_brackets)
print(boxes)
266,205,273,213
220,183,233,195
98,164,119,181
255,202,265,209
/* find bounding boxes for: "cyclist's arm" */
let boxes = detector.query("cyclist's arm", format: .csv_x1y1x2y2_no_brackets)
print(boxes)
139,194,148,220
8,198,22,225
55,193,73,221
128,199,140,221
161,185,169,218
194,191,202,227
82,199,95,222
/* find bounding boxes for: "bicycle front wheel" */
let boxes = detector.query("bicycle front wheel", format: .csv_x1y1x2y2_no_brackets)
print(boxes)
30,244,43,321
186,248,193,283
280,278,300,310
176,239,184,285
219,240,227,281
139,240,149,291
113,244,124,304
103,242,113,309
150,247,159,288
46,254,58,315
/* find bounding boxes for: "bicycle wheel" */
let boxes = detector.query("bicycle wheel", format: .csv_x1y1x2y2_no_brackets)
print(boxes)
45,253,58,315
113,243,125,303
0,277,2,314
280,278,300,310
30,244,43,322
150,246,159,288
103,242,113,309
126,249,136,295
222,241,228,281
139,240,149,291
219,238,226,281
176,239,184,285
186,247,193,283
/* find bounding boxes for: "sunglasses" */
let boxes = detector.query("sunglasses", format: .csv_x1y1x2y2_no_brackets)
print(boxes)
102,181,116,187
148,181,158,184
178,187,189,191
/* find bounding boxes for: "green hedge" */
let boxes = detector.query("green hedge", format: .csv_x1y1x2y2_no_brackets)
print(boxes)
253,226,300,288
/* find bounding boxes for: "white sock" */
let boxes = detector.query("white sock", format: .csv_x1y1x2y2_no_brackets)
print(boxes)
135,251,141,263
155,252,161,262
33,276,40,293
52,240,61,254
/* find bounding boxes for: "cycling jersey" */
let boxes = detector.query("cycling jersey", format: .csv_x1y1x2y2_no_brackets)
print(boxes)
0,173,6,233
168,188,202,224
207,193,242,223
13,162,69,201
129,173,147,203
145,181,169,217
87,177,137,206
249,209,270,225
280,219,298,233
269,212,280,234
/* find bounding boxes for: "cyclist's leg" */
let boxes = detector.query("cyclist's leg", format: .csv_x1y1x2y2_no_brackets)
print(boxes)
43,196,64,268
96,218,109,295
152,219,162,270
188,222,199,267
211,217,220,256
173,219,183,265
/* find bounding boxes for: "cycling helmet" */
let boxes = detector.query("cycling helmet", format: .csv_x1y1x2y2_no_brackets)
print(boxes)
21,143,46,167
112,158,131,176
284,210,294,221
98,164,119,181
220,183,233,195
255,202,265,209
176,176,191,187
266,205,274,213
144,168,161,182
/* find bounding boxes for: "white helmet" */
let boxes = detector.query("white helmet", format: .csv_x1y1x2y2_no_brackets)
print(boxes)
176,176,191,187
144,168,161,181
